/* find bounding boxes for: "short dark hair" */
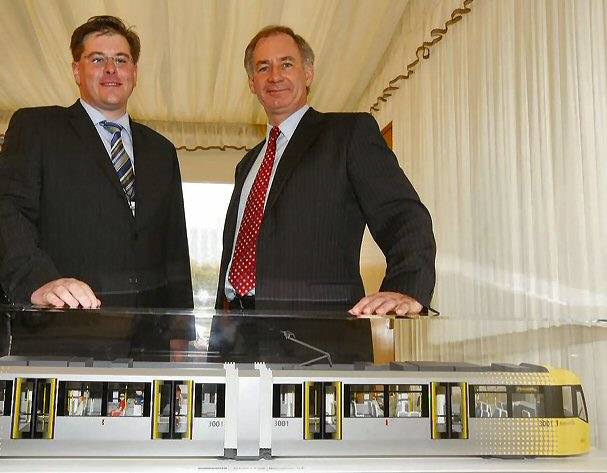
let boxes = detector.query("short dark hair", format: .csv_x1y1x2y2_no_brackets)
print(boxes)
244,25,314,77
70,15,141,64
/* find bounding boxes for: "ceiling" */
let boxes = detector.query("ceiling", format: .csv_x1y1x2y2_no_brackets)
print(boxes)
0,0,408,142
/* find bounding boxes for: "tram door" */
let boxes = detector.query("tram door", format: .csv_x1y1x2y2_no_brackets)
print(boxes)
304,381,342,440
431,382,468,439
11,378,57,439
152,380,193,439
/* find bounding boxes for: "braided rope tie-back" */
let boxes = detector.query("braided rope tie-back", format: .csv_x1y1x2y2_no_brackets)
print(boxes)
370,0,474,113
176,144,253,152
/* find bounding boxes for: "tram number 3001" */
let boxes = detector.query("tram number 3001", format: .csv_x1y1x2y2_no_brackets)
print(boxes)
538,419,559,428
208,420,224,428
274,420,289,427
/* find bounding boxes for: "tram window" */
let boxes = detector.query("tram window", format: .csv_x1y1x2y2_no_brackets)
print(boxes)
450,385,463,433
471,385,508,418
511,386,545,418
388,384,425,418
575,387,588,422
307,383,321,435
12,378,56,439
434,385,447,433
157,382,173,434
0,381,4,415
324,384,338,434
346,384,384,418
304,381,342,440
153,380,193,439
59,382,104,416
34,381,50,435
0,380,12,416
194,383,225,418
273,384,302,418
17,380,34,435
173,383,190,434
107,383,147,417
562,386,574,417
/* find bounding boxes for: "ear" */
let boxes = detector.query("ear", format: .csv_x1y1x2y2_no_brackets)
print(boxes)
72,61,81,86
304,64,314,88
248,75,256,94
133,63,138,87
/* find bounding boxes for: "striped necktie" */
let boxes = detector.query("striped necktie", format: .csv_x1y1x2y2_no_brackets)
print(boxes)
100,121,135,213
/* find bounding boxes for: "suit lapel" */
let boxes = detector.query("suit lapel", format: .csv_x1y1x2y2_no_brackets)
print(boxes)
219,142,264,285
265,108,325,212
67,101,127,200
226,142,264,235
130,121,148,222
235,143,264,195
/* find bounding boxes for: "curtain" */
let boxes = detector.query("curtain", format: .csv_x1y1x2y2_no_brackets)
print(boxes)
358,0,607,450
360,0,607,322
0,0,408,150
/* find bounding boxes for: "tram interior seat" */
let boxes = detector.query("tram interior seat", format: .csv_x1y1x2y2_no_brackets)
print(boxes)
513,401,536,418
396,399,420,417
478,401,508,418
200,401,216,417
280,400,294,417
370,400,383,417
350,400,384,418
351,401,370,417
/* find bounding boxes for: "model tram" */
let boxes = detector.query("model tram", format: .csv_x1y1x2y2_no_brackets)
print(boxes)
0,358,590,457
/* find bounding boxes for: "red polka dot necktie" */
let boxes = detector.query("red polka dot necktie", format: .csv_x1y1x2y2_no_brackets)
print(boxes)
228,126,281,296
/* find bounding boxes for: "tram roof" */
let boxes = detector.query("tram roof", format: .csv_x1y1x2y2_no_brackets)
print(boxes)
0,356,549,373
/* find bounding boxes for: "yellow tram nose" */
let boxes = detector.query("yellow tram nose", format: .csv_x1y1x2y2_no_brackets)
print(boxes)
554,418,591,456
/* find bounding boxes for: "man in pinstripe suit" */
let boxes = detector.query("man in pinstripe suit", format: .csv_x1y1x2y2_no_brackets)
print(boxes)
0,16,192,310
216,26,436,316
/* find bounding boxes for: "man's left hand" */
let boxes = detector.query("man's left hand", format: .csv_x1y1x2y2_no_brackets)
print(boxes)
349,292,423,318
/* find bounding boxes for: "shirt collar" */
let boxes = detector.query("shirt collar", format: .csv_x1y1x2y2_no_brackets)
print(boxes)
80,98,132,137
266,104,310,141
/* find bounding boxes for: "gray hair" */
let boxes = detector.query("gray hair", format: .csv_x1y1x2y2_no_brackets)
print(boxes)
244,25,314,77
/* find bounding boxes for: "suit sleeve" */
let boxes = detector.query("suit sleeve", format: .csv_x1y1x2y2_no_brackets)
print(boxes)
0,109,61,303
346,113,436,308
164,147,194,309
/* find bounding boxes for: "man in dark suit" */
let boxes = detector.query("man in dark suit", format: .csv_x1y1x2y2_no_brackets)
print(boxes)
0,16,193,309
216,26,436,316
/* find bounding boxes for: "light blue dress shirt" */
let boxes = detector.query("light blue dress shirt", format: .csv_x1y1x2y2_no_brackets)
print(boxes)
79,99,135,170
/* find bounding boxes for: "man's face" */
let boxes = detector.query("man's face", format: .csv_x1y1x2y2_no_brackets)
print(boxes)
72,33,137,119
248,33,314,125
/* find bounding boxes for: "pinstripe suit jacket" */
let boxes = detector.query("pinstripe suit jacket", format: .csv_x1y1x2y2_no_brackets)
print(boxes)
0,101,193,308
215,108,436,311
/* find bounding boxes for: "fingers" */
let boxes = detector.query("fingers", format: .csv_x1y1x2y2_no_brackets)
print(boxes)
51,283,81,308
349,292,423,318
67,280,101,309
31,278,101,309
394,299,422,317
43,291,68,308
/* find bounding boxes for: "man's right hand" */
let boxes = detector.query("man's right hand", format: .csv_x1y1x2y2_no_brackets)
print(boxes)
31,278,101,309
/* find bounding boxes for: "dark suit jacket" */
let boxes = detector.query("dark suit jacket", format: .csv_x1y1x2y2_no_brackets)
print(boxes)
216,108,435,311
0,101,193,308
